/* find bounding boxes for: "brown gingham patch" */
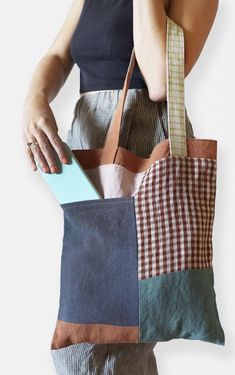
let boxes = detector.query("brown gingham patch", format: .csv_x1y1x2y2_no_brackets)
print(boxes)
134,156,217,280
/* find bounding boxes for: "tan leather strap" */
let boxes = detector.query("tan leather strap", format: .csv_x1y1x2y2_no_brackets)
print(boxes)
101,16,187,164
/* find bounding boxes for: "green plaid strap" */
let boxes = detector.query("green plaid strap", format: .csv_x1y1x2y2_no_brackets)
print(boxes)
166,16,187,157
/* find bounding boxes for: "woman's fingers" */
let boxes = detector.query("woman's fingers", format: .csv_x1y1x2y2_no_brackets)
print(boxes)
43,130,70,167
30,132,57,173
23,134,38,171
22,96,71,173
27,132,69,173
37,116,71,170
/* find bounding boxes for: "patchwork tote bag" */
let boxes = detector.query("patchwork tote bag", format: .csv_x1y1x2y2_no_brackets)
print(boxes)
51,16,225,350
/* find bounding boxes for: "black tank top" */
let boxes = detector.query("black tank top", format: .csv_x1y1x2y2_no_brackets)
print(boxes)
70,0,147,93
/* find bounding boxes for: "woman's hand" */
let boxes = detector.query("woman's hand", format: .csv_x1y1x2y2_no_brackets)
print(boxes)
22,94,70,173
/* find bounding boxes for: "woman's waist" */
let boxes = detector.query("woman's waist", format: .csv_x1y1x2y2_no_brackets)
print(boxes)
79,87,150,100
79,89,119,98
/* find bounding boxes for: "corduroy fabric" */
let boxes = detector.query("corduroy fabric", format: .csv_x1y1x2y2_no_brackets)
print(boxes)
50,87,195,374
51,342,159,375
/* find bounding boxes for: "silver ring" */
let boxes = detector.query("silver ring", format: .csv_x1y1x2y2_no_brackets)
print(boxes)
27,141,38,147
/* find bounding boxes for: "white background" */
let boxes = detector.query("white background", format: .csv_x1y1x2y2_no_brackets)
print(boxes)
0,0,234,374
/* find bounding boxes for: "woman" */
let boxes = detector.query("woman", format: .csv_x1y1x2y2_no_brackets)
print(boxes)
22,0,219,374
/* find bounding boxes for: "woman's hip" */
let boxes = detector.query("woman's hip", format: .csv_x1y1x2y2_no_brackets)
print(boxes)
66,87,195,158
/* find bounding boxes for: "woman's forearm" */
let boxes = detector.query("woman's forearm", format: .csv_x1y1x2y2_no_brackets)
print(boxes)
24,54,72,104
133,0,167,102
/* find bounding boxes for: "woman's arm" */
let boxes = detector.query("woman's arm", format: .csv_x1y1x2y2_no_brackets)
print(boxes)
133,0,219,102
24,0,85,104
22,0,85,173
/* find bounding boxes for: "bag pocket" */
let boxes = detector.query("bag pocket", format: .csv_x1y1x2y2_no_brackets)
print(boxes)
57,197,139,327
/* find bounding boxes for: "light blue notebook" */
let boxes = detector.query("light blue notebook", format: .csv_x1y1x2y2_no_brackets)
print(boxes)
36,143,102,204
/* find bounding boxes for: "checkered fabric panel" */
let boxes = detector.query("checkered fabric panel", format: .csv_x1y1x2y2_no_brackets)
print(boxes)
134,156,217,280
166,16,187,157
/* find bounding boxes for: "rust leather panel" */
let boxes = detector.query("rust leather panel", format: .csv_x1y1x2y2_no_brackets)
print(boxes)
72,138,217,173
51,321,139,349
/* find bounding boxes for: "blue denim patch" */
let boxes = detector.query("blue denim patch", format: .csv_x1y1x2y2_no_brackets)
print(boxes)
58,197,139,327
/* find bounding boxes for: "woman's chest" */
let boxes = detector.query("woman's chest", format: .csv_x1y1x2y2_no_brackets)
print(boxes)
70,0,134,62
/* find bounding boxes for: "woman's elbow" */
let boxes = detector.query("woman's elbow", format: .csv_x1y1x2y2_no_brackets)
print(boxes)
135,48,167,102
138,60,167,102
148,84,167,102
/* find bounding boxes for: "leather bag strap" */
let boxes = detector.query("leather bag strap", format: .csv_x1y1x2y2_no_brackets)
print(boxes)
101,16,187,163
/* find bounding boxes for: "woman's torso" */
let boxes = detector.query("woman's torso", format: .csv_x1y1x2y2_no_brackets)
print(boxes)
70,0,147,94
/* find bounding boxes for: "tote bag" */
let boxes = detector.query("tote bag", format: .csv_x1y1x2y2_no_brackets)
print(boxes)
51,16,225,350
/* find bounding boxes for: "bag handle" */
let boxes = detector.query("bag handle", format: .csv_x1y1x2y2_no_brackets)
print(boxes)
101,16,187,163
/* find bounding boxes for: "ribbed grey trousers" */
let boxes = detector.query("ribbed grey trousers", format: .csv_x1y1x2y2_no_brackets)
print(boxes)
50,88,195,375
